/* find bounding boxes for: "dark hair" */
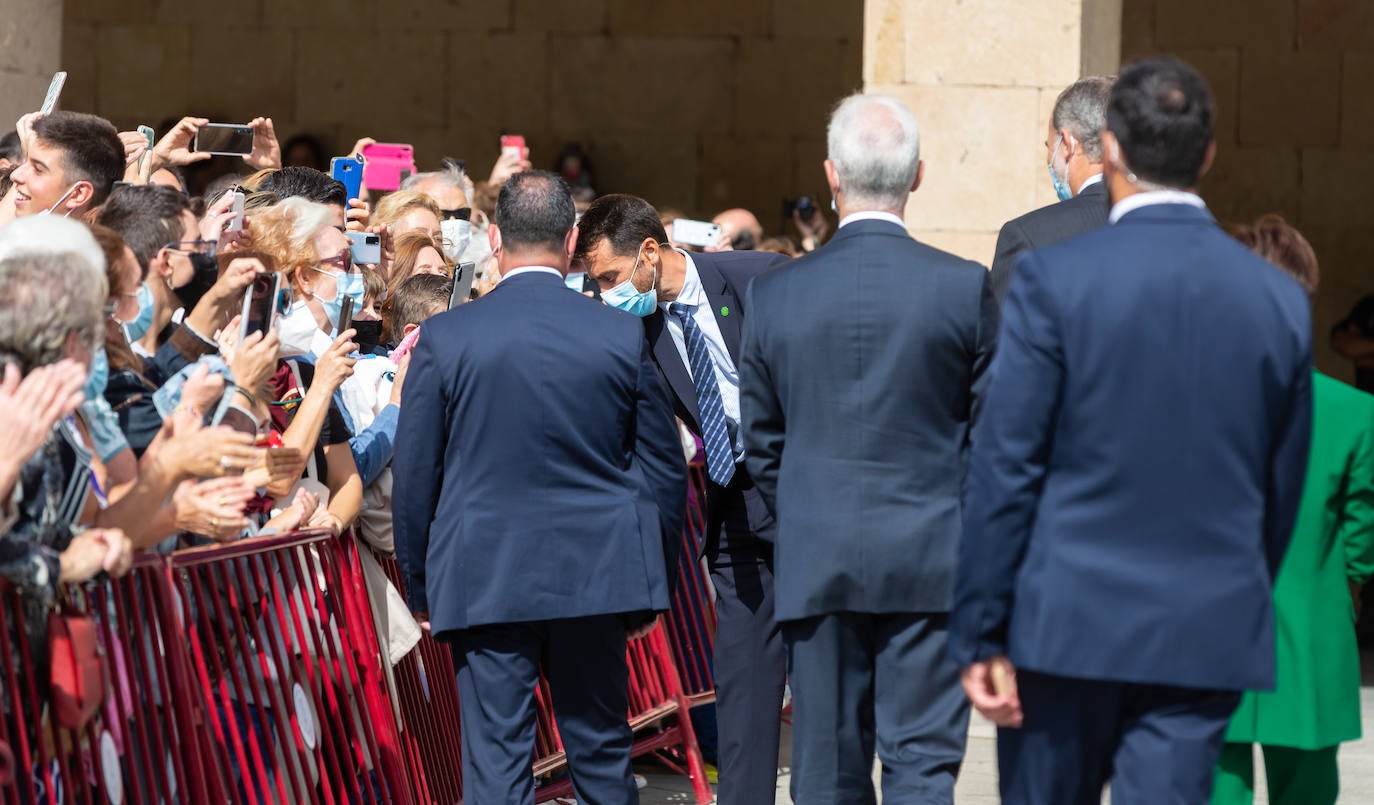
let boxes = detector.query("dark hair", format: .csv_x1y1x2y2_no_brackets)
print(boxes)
94,185,193,270
282,133,330,171
1106,57,1214,189
494,171,575,252
0,166,12,200
573,193,669,262
0,131,21,163
1229,214,1319,295
32,111,125,207
388,273,451,337
258,166,347,208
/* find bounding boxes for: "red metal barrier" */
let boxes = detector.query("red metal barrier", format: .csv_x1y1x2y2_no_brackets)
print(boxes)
662,463,717,706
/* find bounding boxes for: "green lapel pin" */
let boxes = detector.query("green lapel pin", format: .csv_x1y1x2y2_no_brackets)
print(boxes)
720,306,730,317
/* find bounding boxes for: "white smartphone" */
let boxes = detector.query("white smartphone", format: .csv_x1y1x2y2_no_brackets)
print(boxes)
40,71,67,115
226,190,246,233
672,218,723,249
346,231,382,265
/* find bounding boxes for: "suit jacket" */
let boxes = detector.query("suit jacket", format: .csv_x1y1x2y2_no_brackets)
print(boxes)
989,181,1109,303
644,249,788,548
392,271,687,635
949,203,1313,692
740,219,997,620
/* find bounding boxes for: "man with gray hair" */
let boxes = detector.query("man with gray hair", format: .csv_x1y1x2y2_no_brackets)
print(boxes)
989,75,1114,302
740,92,996,803
400,162,484,265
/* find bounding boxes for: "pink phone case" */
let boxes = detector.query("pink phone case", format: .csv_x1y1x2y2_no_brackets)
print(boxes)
360,143,416,192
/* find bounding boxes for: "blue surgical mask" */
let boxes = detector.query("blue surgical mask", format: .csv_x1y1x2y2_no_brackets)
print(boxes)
121,282,155,342
308,265,367,333
83,347,109,402
565,272,586,291
600,250,658,317
1048,135,1073,202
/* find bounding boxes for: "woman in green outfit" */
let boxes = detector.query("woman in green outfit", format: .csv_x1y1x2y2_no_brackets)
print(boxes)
1212,215,1374,805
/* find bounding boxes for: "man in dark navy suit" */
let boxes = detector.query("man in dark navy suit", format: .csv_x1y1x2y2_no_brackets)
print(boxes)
950,57,1313,805
574,194,788,805
740,93,997,804
989,75,1114,303
392,172,687,805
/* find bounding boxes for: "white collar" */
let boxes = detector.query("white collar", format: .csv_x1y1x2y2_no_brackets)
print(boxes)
501,265,563,280
1108,190,1207,224
838,210,905,229
1078,173,1104,194
661,249,706,311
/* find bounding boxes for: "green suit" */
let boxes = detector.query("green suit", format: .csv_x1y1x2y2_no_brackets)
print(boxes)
1214,372,1374,804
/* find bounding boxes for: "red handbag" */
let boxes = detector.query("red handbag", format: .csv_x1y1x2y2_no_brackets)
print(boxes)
47,609,105,730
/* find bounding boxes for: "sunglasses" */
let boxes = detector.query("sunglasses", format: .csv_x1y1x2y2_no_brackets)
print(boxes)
439,207,471,222
162,239,217,256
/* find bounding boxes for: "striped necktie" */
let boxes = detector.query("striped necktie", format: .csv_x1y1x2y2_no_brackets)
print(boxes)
669,302,736,486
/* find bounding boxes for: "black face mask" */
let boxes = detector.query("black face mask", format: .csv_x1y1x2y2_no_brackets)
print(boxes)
352,320,383,353
172,252,219,310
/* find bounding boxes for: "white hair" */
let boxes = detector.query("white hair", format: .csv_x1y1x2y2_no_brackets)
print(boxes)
0,214,105,274
275,196,337,250
826,94,922,211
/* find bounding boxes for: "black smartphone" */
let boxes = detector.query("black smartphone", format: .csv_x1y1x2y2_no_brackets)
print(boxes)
582,272,601,300
239,272,282,341
337,294,355,335
449,262,476,309
193,123,254,156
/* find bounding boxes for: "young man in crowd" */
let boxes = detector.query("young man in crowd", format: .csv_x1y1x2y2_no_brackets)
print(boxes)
10,111,124,219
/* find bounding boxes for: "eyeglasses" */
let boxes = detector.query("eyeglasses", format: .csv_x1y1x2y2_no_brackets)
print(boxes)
162,239,217,256
311,252,357,274
439,207,471,221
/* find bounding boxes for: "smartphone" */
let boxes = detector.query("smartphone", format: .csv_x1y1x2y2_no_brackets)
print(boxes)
136,124,155,174
500,135,526,161
337,294,355,336
329,155,364,202
40,71,66,115
192,123,254,156
672,218,723,249
226,190,246,233
239,271,282,341
216,405,259,438
449,262,476,309
582,272,601,300
360,143,415,192
346,231,381,265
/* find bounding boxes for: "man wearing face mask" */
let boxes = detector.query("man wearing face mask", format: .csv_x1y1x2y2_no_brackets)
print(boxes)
574,194,789,805
988,76,1114,304
9,111,124,221
400,164,478,265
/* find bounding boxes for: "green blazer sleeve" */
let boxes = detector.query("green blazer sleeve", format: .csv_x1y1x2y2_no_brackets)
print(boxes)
1340,414,1374,584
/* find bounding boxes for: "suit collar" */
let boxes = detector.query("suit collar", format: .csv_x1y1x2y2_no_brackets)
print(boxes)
646,309,701,430
828,217,910,245
494,269,565,288
1109,190,1209,225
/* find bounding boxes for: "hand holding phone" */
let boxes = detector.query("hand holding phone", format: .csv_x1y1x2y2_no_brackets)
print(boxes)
40,72,66,116
226,190,247,233
337,294,355,337
192,123,255,156
346,231,381,265
500,135,527,161
239,272,284,342
360,143,415,192
449,262,476,308
330,155,364,203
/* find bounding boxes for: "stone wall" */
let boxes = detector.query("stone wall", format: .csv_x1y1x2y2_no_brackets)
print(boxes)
59,0,862,231
0,0,64,131
1122,0,1372,378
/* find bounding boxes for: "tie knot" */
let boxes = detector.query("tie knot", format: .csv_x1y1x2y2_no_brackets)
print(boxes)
669,302,694,319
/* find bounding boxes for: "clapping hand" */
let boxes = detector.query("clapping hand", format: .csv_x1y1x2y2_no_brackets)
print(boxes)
0,360,85,466
173,477,254,541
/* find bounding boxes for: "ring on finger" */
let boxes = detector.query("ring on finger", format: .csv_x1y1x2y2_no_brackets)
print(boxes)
210,515,220,529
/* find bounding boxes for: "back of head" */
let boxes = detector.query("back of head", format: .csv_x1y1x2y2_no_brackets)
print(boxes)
1106,57,1215,189
0,131,21,164
94,184,193,270
495,171,575,254
374,190,442,229
1229,214,1319,295
258,166,347,208
0,214,105,274
827,94,922,211
32,111,124,208
1053,76,1115,162
388,273,452,336
0,251,106,373
573,193,669,262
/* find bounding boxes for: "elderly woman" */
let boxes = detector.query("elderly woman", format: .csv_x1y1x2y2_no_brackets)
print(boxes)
1211,214,1374,805
239,198,364,535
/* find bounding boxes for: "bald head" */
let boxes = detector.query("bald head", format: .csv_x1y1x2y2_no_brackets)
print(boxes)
826,93,922,212
712,208,763,250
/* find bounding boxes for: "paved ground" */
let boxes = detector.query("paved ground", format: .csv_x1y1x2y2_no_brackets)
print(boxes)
637,651,1374,803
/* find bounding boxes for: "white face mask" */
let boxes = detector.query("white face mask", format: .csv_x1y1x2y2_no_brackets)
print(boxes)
42,183,80,217
440,218,472,263
276,300,329,358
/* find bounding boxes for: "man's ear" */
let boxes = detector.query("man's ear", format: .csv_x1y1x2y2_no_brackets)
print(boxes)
67,181,94,212
823,159,840,198
1198,140,1217,181
564,224,579,261
150,248,173,280
401,322,419,339
488,224,502,255
910,160,925,194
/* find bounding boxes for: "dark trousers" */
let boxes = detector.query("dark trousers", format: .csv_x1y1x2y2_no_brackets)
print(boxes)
705,481,787,805
450,615,637,805
999,669,1242,805
782,612,970,805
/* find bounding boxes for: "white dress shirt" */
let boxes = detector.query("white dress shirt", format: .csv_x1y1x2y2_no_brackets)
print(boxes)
1078,173,1104,194
838,210,906,229
501,265,564,280
1109,190,1207,224
661,251,743,457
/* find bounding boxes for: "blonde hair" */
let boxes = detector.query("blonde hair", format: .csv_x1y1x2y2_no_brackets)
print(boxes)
387,231,452,297
372,190,441,230
240,197,335,289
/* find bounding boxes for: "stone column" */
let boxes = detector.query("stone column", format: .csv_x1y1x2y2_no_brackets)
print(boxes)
0,0,64,132
864,0,1122,264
